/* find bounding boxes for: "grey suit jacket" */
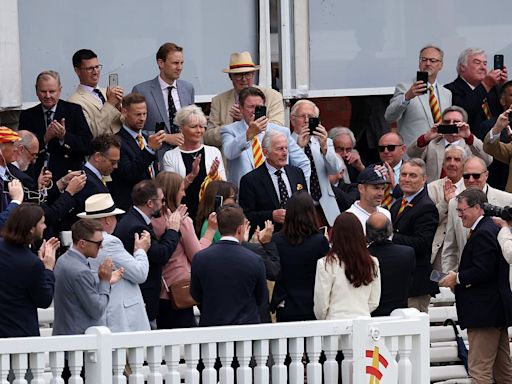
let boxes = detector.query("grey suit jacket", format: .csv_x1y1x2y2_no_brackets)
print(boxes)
88,232,150,332
441,185,512,273
53,247,110,335
385,81,452,147
221,121,311,187
132,76,195,160
407,135,492,183
292,133,341,226
68,85,122,137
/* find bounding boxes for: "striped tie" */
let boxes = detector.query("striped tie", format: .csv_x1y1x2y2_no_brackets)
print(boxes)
136,134,154,178
252,136,265,168
482,98,492,120
397,198,408,217
381,184,393,209
428,85,442,123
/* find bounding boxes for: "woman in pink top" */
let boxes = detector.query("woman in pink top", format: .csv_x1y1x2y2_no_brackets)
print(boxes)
152,171,217,328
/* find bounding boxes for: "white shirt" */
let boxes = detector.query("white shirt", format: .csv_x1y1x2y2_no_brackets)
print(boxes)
158,76,181,113
346,201,391,234
265,162,292,203
80,84,104,104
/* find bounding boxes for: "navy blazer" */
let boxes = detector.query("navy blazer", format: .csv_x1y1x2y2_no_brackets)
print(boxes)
190,240,267,326
455,216,512,329
239,164,308,232
390,187,439,297
369,240,416,316
0,239,54,337
114,207,179,321
110,128,157,211
19,99,92,181
445,76,501,136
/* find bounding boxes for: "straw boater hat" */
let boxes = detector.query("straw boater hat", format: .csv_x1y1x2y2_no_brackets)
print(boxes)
0,127,21,143
77,193,125,219
223,51,261,74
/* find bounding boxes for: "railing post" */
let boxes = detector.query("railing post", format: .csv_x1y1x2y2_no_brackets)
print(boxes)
85,326,112,384
350,317,372,384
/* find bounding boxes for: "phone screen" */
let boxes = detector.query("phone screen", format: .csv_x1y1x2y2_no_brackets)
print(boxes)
309,117,320,134
416,71,428,94
437,124,458,134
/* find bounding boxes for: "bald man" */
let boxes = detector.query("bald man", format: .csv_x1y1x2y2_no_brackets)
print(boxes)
367,212,415,316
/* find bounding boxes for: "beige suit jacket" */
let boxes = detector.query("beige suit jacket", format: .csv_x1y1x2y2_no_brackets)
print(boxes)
427,177,465,265
407,135,492,183
204,86,285,148
441,185,512,272
68,86,122,137
483,131,512,192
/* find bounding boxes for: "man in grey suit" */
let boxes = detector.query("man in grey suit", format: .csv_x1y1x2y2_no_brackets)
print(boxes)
385,45,452,147
290,100,341,226
53,219,124,335
221,87,310,187
80,193,152,332
132,42,195,160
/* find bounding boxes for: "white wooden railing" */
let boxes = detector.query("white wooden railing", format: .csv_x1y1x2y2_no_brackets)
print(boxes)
0,308,429,384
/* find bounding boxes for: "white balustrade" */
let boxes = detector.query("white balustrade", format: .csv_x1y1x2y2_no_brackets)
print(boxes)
0,309,429,384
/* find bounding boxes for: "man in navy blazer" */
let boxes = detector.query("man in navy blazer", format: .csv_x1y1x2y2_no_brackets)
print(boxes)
114,180,181,328
221,87,310,187
190,204,267,326
239,130,308,232
132,42,194,160
390,158,439,313
19,70,92,181
440,189,512,382
109,93,165,211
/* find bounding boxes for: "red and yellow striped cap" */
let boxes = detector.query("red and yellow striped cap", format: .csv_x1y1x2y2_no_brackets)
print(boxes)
0,127,21,143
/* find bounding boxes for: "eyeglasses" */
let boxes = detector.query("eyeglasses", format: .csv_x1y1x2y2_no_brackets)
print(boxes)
232,72,254,80
463,172,485,180
419,57,442,64
378,144,400,152
83,238,103,247
292,114,319,122
80,64,103,73
23,146,38,158
456,206,474,214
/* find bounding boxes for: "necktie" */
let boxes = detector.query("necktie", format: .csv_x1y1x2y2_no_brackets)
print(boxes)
304,143,322,201
396,198,408,217
428,85,442,123
136,134,154,178
101,176,108,187
482,98,492,120
93,89,106,104
45,110,53,127
275,170,289,208
251,136,265,168
381,184,393,209
467,229,474,240
167,86,178,133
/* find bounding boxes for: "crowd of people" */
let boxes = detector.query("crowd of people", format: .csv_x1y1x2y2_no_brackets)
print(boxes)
1,42,512,382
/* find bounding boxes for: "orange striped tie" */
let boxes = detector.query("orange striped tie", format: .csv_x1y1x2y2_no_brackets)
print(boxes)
136,134,154,178
251,136,264,168
482,98,492,120
381,184,393,209
428,85,442,123
397,198,408,217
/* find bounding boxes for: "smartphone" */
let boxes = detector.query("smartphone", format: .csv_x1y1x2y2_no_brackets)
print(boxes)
437,124,458,134
309,117,320,134
214,195,223,211
2,178,9,192
43,152,50,171
108,73,119,87
416,71,429,94
155,122,166,133
494,54,504,70
254,105,267,120
430,270,448,283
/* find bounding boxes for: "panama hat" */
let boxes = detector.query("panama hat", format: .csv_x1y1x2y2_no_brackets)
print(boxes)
223,51,261,73
77,193,125,219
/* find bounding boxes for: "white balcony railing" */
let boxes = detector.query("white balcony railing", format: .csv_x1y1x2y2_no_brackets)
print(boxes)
0,308,429,384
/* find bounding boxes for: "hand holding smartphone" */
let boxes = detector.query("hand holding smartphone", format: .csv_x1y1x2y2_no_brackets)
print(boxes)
416,71,428,94
430,270,448,283
108,73,119,87
254,105,267,120
309,117,320,134
494,54,504,70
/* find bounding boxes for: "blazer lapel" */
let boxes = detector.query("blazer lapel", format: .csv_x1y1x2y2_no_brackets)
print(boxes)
77,86,102,111
260,167,280,208
150,77,170,131
417,93,434,126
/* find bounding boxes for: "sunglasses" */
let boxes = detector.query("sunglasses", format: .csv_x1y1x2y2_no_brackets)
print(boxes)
378,145,400,152
462,172,484,180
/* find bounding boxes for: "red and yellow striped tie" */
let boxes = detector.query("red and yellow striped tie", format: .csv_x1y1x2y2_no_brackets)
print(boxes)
136,134,154,178
429,85,442,123
482,98,492,120
381,184,393,209
397,198,408,217
251,136,265,168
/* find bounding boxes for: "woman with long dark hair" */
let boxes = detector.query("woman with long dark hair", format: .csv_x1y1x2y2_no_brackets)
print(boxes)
314,212,380,320
270,191,329,322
